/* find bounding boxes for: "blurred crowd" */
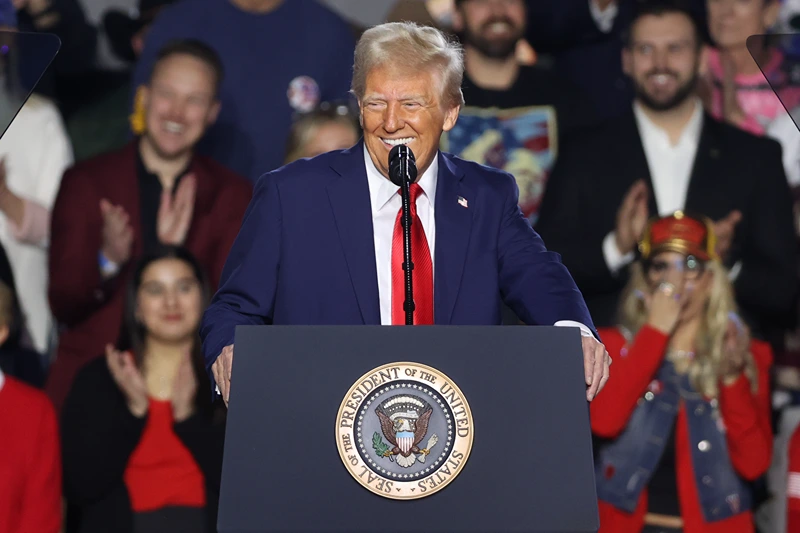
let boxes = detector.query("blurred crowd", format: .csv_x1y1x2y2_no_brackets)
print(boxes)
2,0,800,531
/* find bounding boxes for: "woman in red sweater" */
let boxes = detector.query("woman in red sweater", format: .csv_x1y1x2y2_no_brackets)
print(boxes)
0,369,61,533
591,211,773,533
61,246,226,533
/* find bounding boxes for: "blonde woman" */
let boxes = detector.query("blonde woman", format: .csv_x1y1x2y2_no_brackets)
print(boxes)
283,102,359,164
591,211,773,533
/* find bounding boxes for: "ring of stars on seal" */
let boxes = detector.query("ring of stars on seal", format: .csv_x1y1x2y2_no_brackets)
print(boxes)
336,362,474,500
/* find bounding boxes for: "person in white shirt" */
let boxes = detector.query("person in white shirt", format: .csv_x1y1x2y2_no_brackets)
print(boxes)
536,0,796,348
0,7,74,358
0,93,73,358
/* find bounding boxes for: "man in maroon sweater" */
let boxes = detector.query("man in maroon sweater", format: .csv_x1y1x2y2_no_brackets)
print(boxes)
45,39,252,412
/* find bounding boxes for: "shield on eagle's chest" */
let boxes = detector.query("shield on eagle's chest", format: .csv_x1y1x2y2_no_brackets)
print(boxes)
397,431,414,454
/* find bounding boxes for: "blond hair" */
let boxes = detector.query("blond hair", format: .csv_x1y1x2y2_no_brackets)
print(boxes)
351,21,465,109
284,107,359,164
618,260,758,398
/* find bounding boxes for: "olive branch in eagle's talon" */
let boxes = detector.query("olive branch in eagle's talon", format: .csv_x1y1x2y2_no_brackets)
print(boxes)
372,432,394,461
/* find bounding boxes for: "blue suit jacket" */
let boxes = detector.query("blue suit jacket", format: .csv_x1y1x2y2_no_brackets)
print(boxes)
200,141,597,370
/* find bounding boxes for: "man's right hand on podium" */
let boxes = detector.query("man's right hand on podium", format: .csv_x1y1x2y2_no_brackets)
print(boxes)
212,344,234,406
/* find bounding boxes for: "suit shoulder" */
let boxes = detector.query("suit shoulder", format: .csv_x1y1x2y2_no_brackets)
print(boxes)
258,148,353,189
445,154,518,194
716,119,783,154
59,144,133,187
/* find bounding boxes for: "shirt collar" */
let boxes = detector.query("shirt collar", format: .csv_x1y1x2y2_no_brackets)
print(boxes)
0,367,5,393
633,97,704,148
135,138,193,191
363,143,438,214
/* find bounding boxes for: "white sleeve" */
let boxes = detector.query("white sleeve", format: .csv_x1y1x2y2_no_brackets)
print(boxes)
603,231,635,274
766,110,800,188
555,320,594,338
29,100,74,248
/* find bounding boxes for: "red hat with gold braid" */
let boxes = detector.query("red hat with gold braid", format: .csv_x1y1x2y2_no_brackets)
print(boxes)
638,211,718,261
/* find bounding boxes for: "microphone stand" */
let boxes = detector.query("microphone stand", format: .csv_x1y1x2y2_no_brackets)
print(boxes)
389,145,417,326
399,174,415,326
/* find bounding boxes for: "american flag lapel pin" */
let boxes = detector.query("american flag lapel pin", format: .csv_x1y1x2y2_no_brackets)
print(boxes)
457,196,468,208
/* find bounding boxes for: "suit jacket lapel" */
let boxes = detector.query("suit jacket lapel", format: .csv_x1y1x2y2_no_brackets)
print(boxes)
183,154,217,251
685,114,723,215
327,142,381,325
623,112,660,215
434,153,472,324
120,141,144,258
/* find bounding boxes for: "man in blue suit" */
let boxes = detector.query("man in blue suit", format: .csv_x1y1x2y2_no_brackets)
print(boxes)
200,21,611,405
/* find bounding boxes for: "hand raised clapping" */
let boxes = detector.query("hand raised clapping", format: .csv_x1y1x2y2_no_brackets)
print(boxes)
105,344,148,417
157,174,196,246
100,199,134,266
720,313,750,384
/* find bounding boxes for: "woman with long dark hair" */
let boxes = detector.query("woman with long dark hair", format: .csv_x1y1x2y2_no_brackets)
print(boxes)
61,245,225,533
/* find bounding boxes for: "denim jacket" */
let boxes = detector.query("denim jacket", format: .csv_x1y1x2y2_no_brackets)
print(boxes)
594,360,752,522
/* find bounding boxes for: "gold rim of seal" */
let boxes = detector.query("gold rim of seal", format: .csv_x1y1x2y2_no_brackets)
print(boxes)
335,361,474,500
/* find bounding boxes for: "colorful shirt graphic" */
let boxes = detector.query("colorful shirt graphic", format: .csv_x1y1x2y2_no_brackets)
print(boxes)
708,47,800,136
441,105,558,224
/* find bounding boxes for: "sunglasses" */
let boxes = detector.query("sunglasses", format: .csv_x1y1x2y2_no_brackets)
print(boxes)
644,255,707,280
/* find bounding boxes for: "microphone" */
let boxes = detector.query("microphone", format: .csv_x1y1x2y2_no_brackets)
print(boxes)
389,144,418,186
388,145,418,325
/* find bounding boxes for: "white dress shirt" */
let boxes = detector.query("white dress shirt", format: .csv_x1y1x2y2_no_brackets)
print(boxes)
0,368,5,393
364,145,437,325
603,99,703,272
363,146,593,337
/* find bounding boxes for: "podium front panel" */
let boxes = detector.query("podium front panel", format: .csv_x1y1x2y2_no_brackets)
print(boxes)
218,326,599,533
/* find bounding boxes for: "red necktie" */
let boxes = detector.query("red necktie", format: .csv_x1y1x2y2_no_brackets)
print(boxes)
391,183,433,325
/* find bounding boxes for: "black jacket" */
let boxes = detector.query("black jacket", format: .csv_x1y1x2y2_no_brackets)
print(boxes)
61,357,226,533
535,109,798,344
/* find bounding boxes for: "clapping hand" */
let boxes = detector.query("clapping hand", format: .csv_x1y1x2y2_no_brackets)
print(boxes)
100,199,134,266
720,313,750,384
713,210,742,262
106,344,149,417
614,180,649,256
157,173,196,246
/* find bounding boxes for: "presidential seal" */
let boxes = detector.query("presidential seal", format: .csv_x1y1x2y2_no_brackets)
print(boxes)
336,362,473,500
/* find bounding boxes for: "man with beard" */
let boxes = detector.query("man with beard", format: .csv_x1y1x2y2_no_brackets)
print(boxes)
45,39,253,412
535,0,797,350
442,0,596,225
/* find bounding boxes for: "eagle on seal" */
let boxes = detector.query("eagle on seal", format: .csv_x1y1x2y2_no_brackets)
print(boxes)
375,395,438,468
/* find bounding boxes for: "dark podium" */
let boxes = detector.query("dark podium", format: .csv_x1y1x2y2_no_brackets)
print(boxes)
218,326,599,533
